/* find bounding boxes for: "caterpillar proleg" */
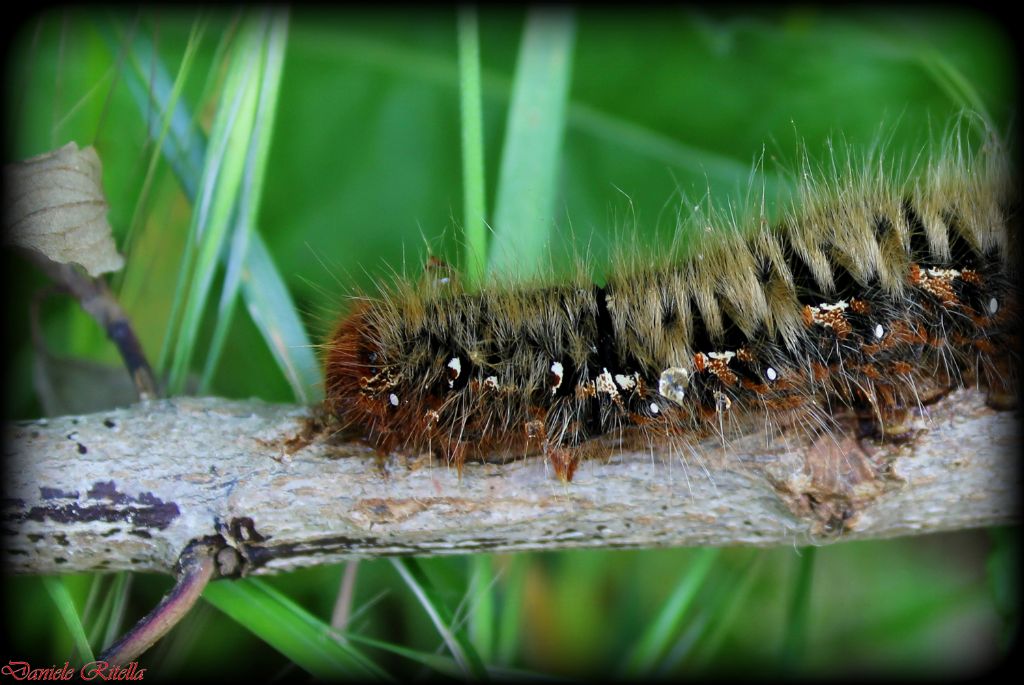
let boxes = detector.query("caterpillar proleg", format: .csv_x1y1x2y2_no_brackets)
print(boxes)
324,127,1018,482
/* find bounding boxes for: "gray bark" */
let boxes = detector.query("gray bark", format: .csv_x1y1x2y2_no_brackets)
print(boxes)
3,389,1018,578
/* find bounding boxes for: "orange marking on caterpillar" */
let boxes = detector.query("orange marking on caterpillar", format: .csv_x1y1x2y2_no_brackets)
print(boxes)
322,140,1017,482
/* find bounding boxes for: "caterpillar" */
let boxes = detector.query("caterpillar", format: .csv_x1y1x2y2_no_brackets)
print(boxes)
324,128,1019,482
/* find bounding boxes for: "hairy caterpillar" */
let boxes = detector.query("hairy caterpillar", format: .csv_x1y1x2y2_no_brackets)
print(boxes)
324,129,1018,482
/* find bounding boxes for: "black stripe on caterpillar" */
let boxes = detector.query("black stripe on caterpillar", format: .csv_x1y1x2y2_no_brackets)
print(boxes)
324,132,1019,482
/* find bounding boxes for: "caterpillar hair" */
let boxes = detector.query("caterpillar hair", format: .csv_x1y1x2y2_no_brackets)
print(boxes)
324,123,1019,482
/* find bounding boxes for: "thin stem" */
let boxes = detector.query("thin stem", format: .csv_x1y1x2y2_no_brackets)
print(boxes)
457,6,488,286
99,546,216,664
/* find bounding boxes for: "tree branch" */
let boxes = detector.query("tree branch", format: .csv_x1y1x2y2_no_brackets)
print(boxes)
3,390,1018,578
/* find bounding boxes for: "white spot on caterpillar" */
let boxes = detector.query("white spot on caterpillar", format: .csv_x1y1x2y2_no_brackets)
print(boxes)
550,361,564,394
596,369,618,398
659,367,690,403
926,267,961,279
807,300,851,331
446,357,462,387
389,393,399,407
817,300,849,313
614,373,639,391
316,139,1015,487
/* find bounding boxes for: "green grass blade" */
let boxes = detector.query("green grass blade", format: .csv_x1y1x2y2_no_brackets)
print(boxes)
83,572,131,652
457,7,488,286
203,578,387,680
779,546,816,669
686,551,764,671
621,547,720,677
116,18,206,278
654,611,710,674
391,558,488,680
42,576,95,662
303,26,779,195
166,15,264,394
186,16,242,154
105,17,207,376
104,15,321,403
468,554,495,662
297,26,775,197
344,630,557,681
488,9,576,278
104,18,207,199
79,575,104,644
240,238,323,402
202,9,289,392
344,631,470,678
495,554,527,666
100,572,132,652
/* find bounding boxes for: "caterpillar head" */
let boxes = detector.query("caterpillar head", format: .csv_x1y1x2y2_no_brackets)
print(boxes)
324,304,406,443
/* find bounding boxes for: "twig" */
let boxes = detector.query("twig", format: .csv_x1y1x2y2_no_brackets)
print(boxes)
2,390,1019,577
25,254,158,401
97,544,216,665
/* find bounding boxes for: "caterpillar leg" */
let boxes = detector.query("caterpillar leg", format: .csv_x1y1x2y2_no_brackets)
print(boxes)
852,384,919,445
985,389,1017,411
545,444,582,483
983,355,1018,411
436,439,468,477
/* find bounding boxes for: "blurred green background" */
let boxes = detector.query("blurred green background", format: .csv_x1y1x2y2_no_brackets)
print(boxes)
3,7,1017,680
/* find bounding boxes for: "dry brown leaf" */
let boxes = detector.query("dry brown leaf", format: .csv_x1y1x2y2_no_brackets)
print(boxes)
4,142,124,276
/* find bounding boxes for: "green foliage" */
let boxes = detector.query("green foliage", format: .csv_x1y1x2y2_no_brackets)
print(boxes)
41,577,95,662
456,7,488,286
487,9,575,279
4,7,1015,680
202,578,386,680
